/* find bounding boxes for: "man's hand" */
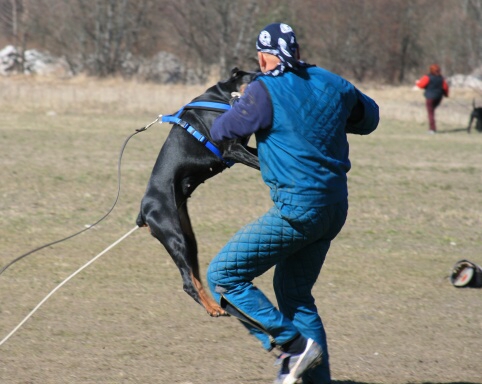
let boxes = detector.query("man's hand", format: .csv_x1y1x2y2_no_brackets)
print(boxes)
230,83,248,106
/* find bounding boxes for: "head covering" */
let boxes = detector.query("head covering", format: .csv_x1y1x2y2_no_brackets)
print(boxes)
256,23,309,77
429,64,441,76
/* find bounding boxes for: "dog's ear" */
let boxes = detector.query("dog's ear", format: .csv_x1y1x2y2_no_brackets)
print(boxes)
231,67,240,77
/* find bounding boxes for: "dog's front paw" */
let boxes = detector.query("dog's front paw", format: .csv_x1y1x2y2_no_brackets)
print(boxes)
204,301,229,317
207,308,229,317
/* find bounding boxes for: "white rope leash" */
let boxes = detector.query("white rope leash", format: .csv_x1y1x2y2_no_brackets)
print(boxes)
0,225,139,347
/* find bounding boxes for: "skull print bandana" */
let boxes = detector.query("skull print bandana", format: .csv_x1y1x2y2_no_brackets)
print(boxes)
256,23,310,77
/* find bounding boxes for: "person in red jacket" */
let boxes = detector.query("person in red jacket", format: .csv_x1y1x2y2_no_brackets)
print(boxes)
415,64,449,133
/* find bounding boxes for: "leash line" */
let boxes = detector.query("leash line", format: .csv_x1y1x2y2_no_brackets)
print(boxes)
0,225,139,347
0,118,158,276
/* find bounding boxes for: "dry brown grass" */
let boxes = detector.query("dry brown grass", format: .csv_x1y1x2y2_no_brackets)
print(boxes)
0,75,207,116
365,84,479,128
0,76,481,384
3,75,479,128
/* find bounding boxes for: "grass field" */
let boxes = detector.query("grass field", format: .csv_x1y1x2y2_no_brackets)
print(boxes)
0,75,481,384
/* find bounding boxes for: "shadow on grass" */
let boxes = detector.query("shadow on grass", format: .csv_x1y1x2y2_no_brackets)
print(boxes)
437,127,470,134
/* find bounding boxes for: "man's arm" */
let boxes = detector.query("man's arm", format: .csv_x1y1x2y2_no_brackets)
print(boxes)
443,79,449,97
415,75,430,89
211,81,272,142
345,89,380,135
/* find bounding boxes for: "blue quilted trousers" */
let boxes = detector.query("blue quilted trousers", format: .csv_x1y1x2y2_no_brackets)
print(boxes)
207,199,348,384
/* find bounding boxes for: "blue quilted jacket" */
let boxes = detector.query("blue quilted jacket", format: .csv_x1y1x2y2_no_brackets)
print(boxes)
257,66,377,207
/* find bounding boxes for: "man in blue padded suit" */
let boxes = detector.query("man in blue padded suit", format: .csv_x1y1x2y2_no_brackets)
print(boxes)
207,23,379,384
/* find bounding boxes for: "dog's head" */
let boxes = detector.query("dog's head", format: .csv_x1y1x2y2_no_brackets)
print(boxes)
198,67,257,105
228,67,258,92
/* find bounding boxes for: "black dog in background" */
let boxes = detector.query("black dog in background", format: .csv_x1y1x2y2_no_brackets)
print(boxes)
468,99,482,133
137,68,259,317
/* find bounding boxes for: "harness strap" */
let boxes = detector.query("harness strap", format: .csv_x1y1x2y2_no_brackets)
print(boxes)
160,101,234,167
172,101,231,118
184,101,231,112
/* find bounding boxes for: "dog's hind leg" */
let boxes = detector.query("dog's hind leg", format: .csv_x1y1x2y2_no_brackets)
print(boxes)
468,115,474,133
144,202,227,317
177,202,228,317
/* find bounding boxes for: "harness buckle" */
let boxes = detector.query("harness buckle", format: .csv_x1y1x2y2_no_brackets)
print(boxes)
179,120,190,129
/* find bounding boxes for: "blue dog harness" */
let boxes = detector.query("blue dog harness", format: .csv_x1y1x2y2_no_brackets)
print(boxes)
159,101,235,167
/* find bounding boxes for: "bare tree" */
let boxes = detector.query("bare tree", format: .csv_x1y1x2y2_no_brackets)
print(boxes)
0,0,38,72
373,0,428,83
28,0,160,76
295,0,379,82
1,0,482,83
164,0,260,80
0,0,21,44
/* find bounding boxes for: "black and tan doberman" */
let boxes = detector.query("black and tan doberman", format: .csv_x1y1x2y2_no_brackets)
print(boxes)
136,68,259,316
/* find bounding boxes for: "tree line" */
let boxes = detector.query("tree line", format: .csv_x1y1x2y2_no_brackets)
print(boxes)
1,0,481,84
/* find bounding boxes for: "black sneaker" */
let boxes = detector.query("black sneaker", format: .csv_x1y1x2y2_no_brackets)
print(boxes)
273,338,323,384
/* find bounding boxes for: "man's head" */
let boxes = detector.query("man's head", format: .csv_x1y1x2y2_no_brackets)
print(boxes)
256,23,300,75
429,64,441,76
